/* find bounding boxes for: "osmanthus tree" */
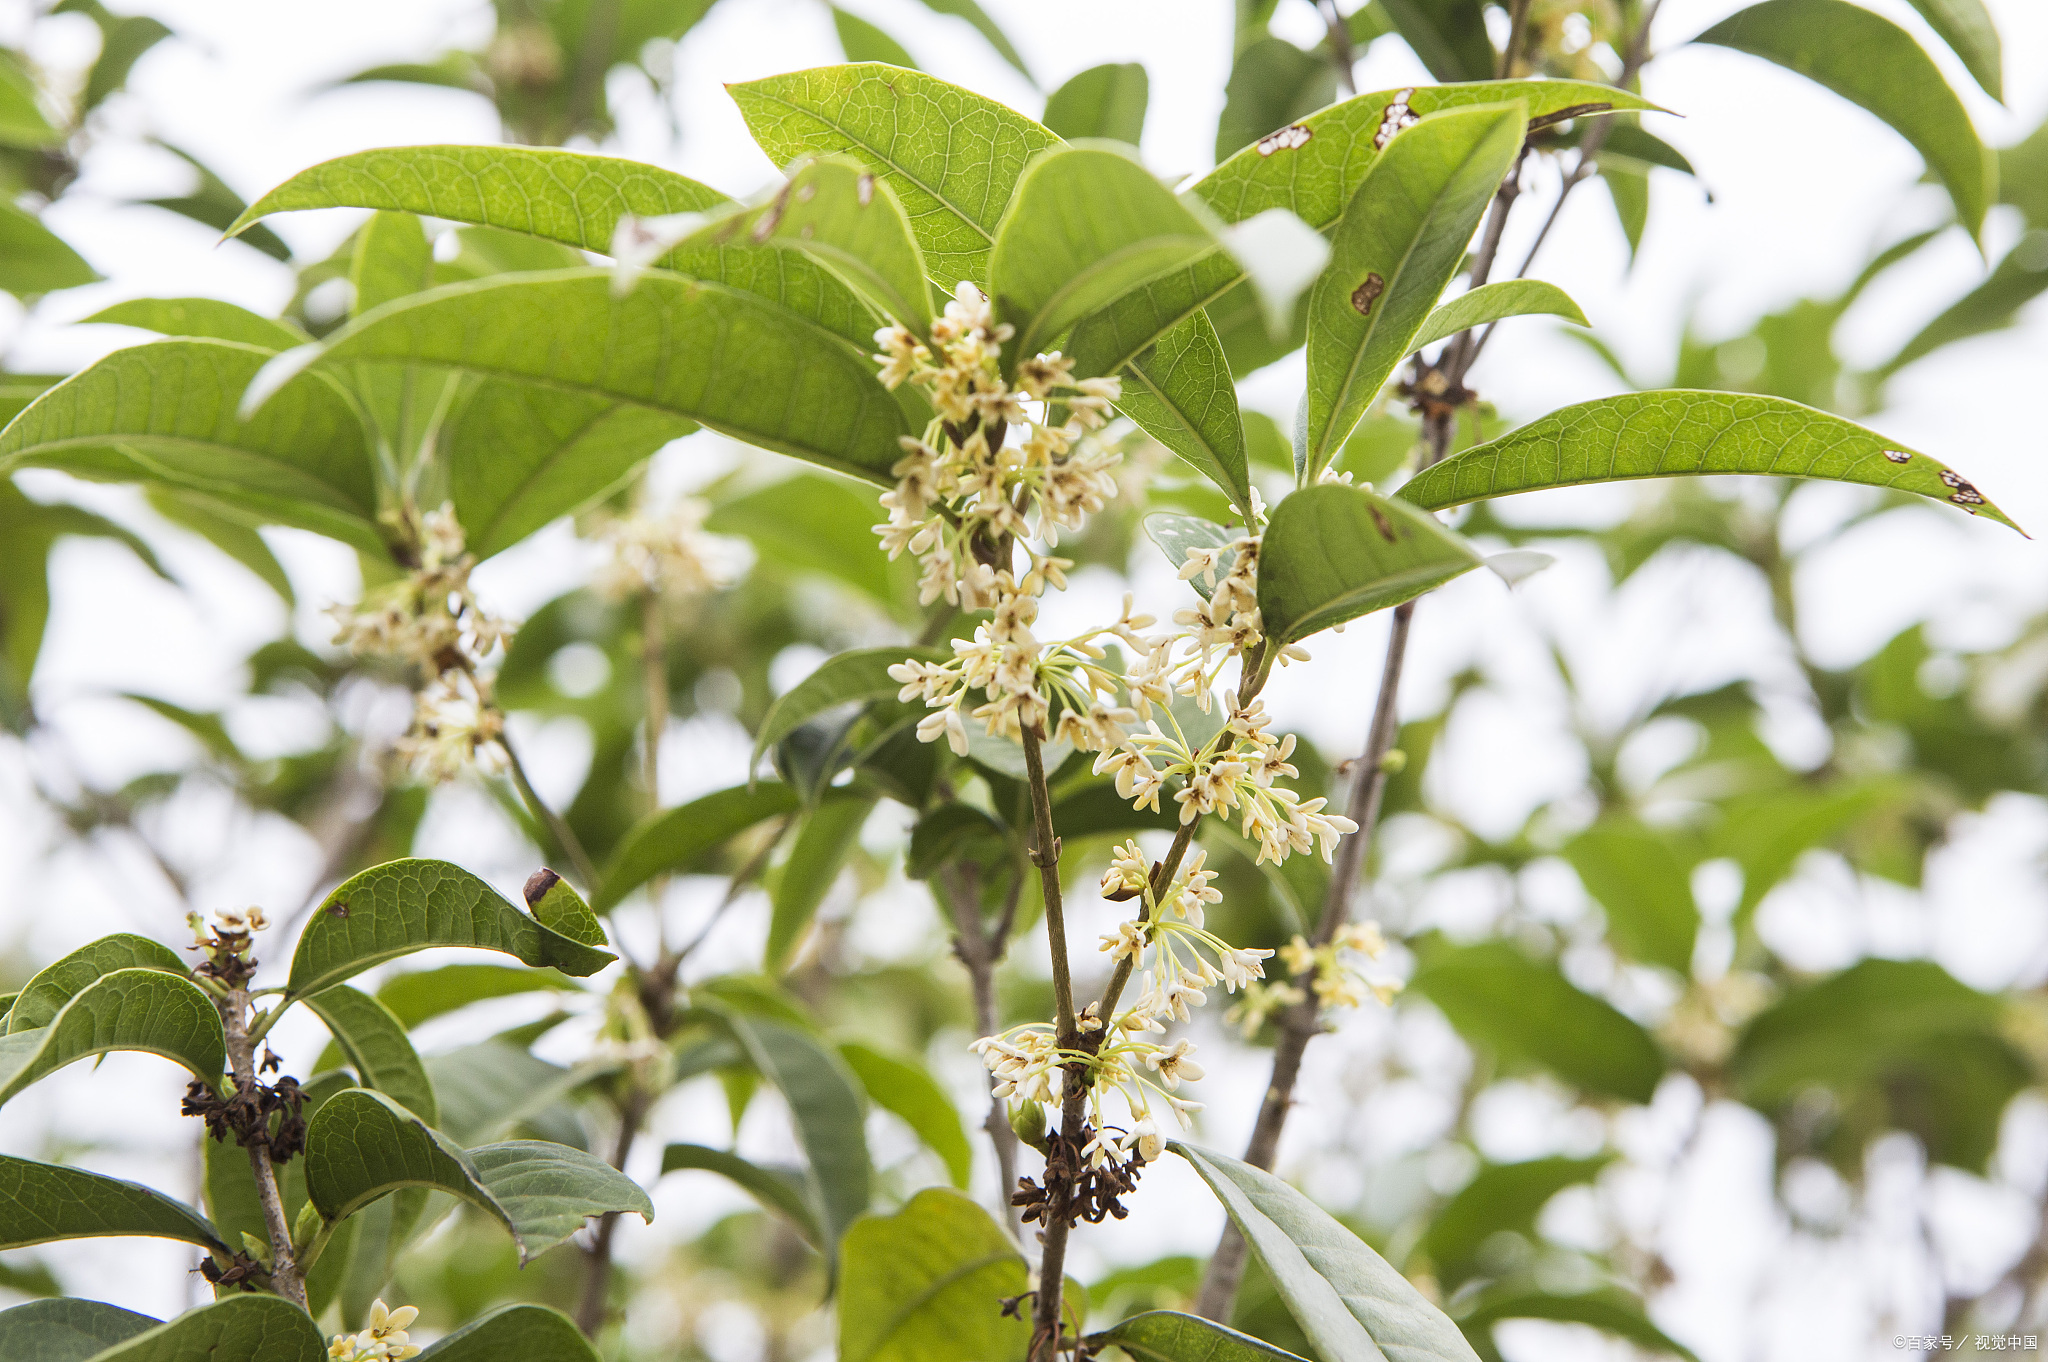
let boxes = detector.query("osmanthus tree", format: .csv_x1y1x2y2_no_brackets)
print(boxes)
0,0,2025,1351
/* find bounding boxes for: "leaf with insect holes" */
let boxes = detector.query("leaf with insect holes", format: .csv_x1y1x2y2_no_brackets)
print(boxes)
0,970,224,1108
1395,391,2022,532
0,1156,228,1256
1257,483,1484,644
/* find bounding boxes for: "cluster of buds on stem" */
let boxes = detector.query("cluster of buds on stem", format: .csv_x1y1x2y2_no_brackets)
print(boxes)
1227,922,1402,1038
186,906,267,988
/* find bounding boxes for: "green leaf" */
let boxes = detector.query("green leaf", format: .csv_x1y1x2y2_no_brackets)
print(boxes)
144,488,295,604
80,298,307,350
76,11,172,115
1407,940,1665,1103
416,1304,601,1361
833,8,919,70
1696,0,1991,241
1600,122,1696,176
1172,1141,1482,1362
1116,312,1254,513
1144,512,1238,593
287,858,615,998
424,1042,606,1147
0,56,61,151
0,969,224,1107
1408,280,1587,356
660,1142,824,1246
0,339,383,554
1397,391,2022,532
1378,0,1494,82
1217,37,1336,163
1088,1311,1310,1361
374,963,574,1030
1457,1286,1699,1362
1601,158,1650,262
0,1299,158,1362
1257,482,1483,644
308,270,908,483
301,985,439,1126
1043,63,1149,145
0,201,99,294
135,143,293,264
596,784,804,912
0,1155,227,1254
1421,1156,1612,1288
754,648,946,769
768,796,876,972
1906,0,2002,102
1564,820,1699,975
709,472,906,606
1302,101,1524,477
1877,229,2048,377
69,1296,324,1362
839,1187,1043,1362
839,1041,973,1188
8,934,186,1034
910,0,1031,80
991,145,1220,362
730,64,1061,292
465,1140,655,1260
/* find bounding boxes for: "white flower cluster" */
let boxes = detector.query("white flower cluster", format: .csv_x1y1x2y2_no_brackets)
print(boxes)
393,674,506,783
1227,922,1401,1038
591,495,738,602
327,1300,420,1361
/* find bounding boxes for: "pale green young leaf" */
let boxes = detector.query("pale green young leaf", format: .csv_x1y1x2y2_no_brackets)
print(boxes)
1408,280,1588,356
8,934,185,1034
0,56,60,151
301,985,439,1126
1117,312,1254,514
1876,230,2048,378
753,648,947,770
0,1299,158,1362
466,1140,653,1261
307,270,908,482
596,784,804,912
0,1156,227,1255
912,0,1031,80
80,298,307,350
1257,483,1484,644
1302,101,1525,477
660,1143,824,1247
1696,0,1991,240
287,858,615,998
1172,1141,1483,1362
1216,36,1336,163
1043,63,1149,145
0,970,225,1107
839,1187,1039,1362
832,8,918,70
350,209,435,318
0,340,384,554
72,1296,325,1362
838,1041,973,1189
1394,391,2023,532
415,1304,601,1361
1421,1155,1613,1287
0,202,98,294
768,796,876,972
1906,0,2002,102
1086,1312,1310,1362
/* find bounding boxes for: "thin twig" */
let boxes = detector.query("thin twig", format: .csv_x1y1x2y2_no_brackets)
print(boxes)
946,862,1024,1236
574,1087,650,1335
500,727,601,891
1317,0,1357,96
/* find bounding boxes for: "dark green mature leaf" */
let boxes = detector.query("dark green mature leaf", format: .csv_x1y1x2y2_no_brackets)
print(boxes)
1043,63,1149,145
1457,1286,1699,1362
0,201,98,295
1397,391,2022,532
1257,483,1483,644
754,648,946,769
596,784,803,912
308,270,907,482
1379,0,1494,82
839,1042,972,1188
301,985,439,1126
1173,1142,1482,1362
991,145,1220,361
768,796,875,972
0,1156,226,1254
466,1140,654,1260
0,969,225,1106
1118,314,1254,512
839,1187,1043,1362
731,64,1061,292
8,935,185,1034
833,7,918,68
1905,0,2002,101
74,1295,324,1362
660,1142,823,1246
288,858,615,998
1409,280,1587,356
1216,37,1336,163
0,1299,158,1362
1878,230,2048,377
1408,941,1665,1103
0,340,383,554
912,0,1031,79
1303,101,1524,477
1422,1156,1612,1287
81,298,307,350
416,1304,601,1361
424,1042,607,1147
1565,820,1699,975
1090,1311,1309,1361
1697,0,1991,240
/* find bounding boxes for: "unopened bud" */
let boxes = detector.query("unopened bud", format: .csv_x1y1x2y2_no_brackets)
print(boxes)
1378,748,1407,776
1008,1099,1049,1154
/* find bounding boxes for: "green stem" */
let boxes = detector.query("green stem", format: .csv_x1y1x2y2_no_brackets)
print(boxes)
500,727,601,891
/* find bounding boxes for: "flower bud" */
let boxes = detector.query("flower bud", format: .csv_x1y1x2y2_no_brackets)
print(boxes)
1008,1098,1050,1153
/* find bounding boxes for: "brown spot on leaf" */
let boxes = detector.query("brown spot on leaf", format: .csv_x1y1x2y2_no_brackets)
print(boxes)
326,900,349,919
1369,504,1396,542
1351,274,1386,316
524,867,561,908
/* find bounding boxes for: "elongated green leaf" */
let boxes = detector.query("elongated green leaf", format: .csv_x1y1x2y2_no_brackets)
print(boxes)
8,935,186,1034
1408,940,1665,1102
1173,1142,1482,1362
301,985,438,1126
377,963,574,1030
0,1299,158,1362
1379,0,1494,82
596,784,804,912
136,143,293,264
288,858,614,998
1907,0,2002,102
1257,483,1483,644
0,970,224,1107
1602,157,1650,261
1422,1156,1612,1287
710,471,908,605
466,1140,654,1260
81,298,307,350
1044,63,1149,145
660,1142,824,1246
0,56,60,151
1408,280,1587,356
76,1296,324,1362
684,156,933,336
1565,820,1699,974
1217,37,1336,164
913,0,1031,79
1697,0,1990,240
0,1155,226,1254
769,796,875,972
1119,312,1254,512
424,1042,608,1147
1303,101,1524,477
1878,229,2048,378
730,65,1061,292
1710,779,1903,928
755,648,946,769
308,270,907,482
1395,391,2022,532
1089,1311,1310,1361
0,340,383,553
416,1304,601,1361
0,202,98,295
839,1042,972,1189
1458,1285,1700,1362
833,7,918,68
839,1187,1041,1362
